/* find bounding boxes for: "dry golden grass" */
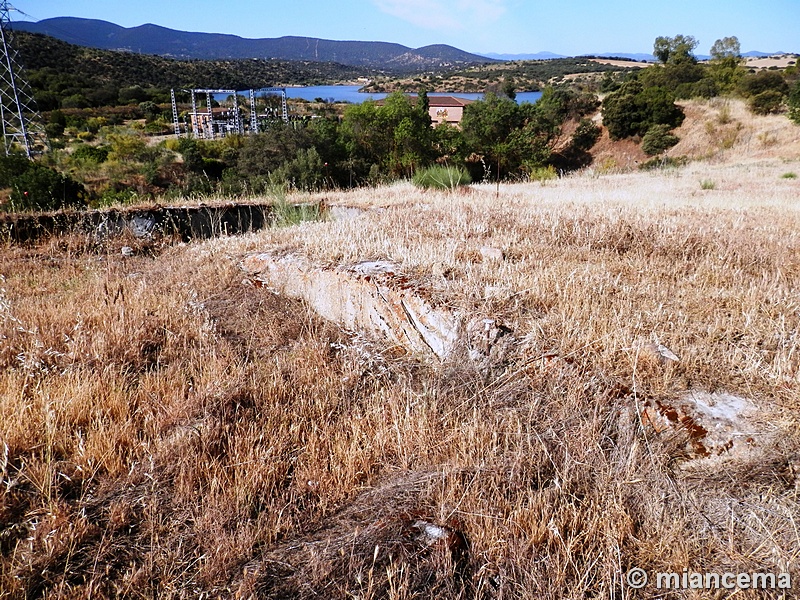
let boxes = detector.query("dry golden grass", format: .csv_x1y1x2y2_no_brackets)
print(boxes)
743,55,798,70
670,98,800,162
1,159,799,598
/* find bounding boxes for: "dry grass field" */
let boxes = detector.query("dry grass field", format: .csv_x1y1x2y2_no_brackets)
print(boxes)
2,154,800,598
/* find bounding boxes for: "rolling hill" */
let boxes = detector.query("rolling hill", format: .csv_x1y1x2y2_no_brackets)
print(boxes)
11,17,495,72
14,31,373,99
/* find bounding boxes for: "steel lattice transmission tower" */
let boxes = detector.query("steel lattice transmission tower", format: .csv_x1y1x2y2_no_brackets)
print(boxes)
0,1,47,158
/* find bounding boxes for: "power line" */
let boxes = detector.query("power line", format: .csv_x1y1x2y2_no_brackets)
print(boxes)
0,1,47,157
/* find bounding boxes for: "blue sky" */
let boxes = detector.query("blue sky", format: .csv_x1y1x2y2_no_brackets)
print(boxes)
11,0,799,56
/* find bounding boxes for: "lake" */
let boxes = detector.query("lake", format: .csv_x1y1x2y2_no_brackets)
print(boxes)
283,85,543,105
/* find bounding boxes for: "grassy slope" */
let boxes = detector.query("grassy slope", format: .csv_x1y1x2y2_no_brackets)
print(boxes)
591,97,800,170
1,153,800,597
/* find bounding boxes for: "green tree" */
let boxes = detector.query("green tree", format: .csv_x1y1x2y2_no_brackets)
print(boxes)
0,154,31,189
460,88,599,179
642,35,704,97
459,92,525,179
341,99,390,176
118,85,149,104
653,35,699,64
176,138,205,173
236,125,313,179
340,92,433,179
306,117,348,187
384,92,433,176
61,93,90,109
432,122,465,163
139,101,161,122
45,109,66,138
271,147,325,191
708,36,745,94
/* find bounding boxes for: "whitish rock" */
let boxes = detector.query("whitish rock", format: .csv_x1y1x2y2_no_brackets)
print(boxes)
480,246,504,262
327,206,365,221
642,390,764,460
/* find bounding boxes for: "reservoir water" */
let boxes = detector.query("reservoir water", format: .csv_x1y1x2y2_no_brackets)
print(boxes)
283,85,543,104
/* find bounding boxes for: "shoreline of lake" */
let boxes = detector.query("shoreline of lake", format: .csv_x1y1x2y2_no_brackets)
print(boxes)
283,85,543,105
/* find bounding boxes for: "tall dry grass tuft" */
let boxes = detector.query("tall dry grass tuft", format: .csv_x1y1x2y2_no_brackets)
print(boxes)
1,160,799,598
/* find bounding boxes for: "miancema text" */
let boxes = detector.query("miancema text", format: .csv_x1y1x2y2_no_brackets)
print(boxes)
657,570,791,590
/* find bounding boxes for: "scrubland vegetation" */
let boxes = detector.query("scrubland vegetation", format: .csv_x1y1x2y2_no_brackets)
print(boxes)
2,32,798,213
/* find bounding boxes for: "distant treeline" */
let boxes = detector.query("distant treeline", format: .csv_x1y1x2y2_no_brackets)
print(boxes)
362,57,643,93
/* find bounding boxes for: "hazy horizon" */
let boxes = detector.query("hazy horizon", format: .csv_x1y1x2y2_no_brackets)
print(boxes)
12,0,799,57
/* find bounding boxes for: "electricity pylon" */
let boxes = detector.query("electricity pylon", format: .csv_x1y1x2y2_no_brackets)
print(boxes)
0,1,47,158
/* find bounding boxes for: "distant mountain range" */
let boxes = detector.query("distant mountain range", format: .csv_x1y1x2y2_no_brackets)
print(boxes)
10,17,496,72
11,17,790,71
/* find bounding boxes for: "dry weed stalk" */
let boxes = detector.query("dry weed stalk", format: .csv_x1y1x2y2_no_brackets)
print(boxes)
1,160,799,598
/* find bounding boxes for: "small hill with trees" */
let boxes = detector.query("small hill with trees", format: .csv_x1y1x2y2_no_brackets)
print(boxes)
16,31,373,113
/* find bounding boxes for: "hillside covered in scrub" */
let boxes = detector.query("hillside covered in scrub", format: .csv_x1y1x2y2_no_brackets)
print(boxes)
2,30,796,215
15,31,373,111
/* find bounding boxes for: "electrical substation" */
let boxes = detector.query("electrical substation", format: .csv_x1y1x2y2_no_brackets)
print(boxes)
172,87,289,139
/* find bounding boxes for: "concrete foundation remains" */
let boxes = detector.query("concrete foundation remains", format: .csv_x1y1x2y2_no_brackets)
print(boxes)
243,253,463,360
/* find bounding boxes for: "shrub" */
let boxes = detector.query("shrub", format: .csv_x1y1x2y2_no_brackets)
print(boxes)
749,90,785,115
602,80,684,140
4,163,87,212
0,154,31,188
412,165,471,190
270,147,325,192
739,71,789,98
691,77,719,98
700,179,716,190
639,155,690,170
72,145,110,164
571,118,602,152
236,126,314,179
107,132,149,162
524,165,557,182
787,80,800,124
641,124,680,155
781,172,797,179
